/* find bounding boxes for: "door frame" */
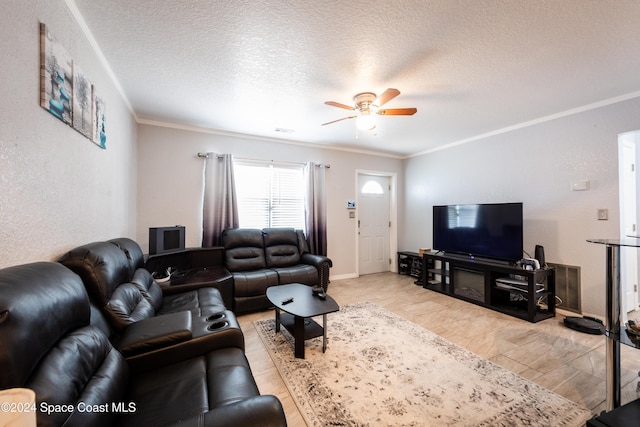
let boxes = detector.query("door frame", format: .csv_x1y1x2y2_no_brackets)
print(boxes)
619,131,640,313
355,169,398,277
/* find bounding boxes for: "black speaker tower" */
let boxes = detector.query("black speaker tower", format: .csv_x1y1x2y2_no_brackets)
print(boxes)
534,245,545,268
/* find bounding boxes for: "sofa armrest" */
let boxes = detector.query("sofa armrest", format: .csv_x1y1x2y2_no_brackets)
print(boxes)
301,253,332,290
125,310,245,373
168,395,287,427
301,253,332,269
116,311,192,357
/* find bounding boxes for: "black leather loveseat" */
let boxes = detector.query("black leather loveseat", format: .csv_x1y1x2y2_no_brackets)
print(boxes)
0,261,287,426
222,228,332,314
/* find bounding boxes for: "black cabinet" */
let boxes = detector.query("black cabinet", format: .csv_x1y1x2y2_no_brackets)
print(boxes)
422,252,555,323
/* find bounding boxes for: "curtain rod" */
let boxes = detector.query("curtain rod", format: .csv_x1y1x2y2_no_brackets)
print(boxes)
196,152,330,168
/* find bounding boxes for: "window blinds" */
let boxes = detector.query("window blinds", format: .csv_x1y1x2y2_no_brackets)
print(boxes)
234,162,305,230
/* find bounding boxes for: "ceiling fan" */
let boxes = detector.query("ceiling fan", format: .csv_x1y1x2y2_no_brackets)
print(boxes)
322,88,417,130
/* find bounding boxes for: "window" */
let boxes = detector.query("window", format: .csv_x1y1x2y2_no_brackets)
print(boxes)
361,180,384,194
234,161,305,230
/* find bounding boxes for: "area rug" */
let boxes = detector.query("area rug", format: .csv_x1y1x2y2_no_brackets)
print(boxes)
254,301,593,427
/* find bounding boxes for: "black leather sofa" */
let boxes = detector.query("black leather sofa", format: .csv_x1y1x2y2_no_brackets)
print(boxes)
58,238,246,371
0,261,287,426
222,228,332,314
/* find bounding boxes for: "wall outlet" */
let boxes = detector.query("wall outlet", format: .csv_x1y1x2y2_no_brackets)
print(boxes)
598,209,608,220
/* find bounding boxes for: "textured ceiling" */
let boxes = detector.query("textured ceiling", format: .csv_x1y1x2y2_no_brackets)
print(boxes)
69,0,640,157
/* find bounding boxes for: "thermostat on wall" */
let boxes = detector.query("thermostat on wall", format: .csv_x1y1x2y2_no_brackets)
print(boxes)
347,200,355,209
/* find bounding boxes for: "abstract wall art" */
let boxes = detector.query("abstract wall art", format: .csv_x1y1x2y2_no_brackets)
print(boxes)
39,23,107,149
72,63,94,139
40,23,73,125
93,92,107,149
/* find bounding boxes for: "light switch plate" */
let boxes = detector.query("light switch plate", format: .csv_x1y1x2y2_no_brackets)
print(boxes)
571,180,590,191
598,209,608,220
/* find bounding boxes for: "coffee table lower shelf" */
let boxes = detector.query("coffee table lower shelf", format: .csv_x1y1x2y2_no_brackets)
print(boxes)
267,283,339,358
278,312,323,340
276,311,328,358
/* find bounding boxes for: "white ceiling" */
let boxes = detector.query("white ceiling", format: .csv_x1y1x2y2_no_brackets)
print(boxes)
69,0,640,158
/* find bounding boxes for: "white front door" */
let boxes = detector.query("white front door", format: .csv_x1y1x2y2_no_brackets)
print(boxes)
358,175,390,275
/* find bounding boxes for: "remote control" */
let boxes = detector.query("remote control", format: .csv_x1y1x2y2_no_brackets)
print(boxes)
282,297,294,305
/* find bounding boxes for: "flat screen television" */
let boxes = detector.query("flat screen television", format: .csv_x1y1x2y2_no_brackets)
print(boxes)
149,226,185,255
433,202,523,262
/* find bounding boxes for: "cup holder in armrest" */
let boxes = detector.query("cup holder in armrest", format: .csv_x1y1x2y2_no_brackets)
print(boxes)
207,321,229,331
206,312,226,322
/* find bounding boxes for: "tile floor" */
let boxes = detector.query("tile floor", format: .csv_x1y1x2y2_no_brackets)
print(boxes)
238,272,640,425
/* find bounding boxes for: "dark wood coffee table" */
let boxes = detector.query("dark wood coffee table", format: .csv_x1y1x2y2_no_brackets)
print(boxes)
266,283,340,358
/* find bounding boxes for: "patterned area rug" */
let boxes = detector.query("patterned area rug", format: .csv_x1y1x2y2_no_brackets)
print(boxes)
254,301,593,427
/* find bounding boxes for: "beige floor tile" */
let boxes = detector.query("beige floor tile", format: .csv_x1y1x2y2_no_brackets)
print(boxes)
239,271,640,423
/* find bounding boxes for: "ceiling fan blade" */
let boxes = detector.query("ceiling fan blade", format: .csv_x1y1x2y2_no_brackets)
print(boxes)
377,108,417,116
321,115,357,126
325,101,355,110
376,88,400,106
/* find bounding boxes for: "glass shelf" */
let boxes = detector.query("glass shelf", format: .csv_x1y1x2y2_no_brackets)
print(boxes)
587,238,640,410
587,238,640,248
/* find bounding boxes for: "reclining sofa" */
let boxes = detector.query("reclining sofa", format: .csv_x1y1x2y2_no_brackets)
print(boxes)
58,238,244,370
0,260,287,426
222,228,332,314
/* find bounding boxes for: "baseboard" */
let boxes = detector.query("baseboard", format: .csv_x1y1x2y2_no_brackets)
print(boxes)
556,307,580,318
330,273,359,281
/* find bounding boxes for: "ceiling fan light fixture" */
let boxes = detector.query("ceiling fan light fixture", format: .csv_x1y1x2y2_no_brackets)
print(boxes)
357,110,376,131
322,88,415,130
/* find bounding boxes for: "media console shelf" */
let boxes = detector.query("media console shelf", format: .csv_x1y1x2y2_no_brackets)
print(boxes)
397,251,426,285
422,252,555,323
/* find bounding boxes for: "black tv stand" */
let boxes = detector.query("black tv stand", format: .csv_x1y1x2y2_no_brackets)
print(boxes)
422,252,555,323
397,251,424,285
441,252,516,267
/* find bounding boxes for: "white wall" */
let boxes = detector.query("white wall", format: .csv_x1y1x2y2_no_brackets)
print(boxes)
136,123,404,278
0,0,137,268
403,98,640,317
5,2,637,318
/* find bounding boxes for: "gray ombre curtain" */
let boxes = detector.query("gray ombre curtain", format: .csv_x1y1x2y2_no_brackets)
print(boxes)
304,161,327,255
202,153,238,247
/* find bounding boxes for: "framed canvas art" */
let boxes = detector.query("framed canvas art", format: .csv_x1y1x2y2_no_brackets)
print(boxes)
40,23,73,124
72,63,93,138
39,22,107,149
93,92,106,149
